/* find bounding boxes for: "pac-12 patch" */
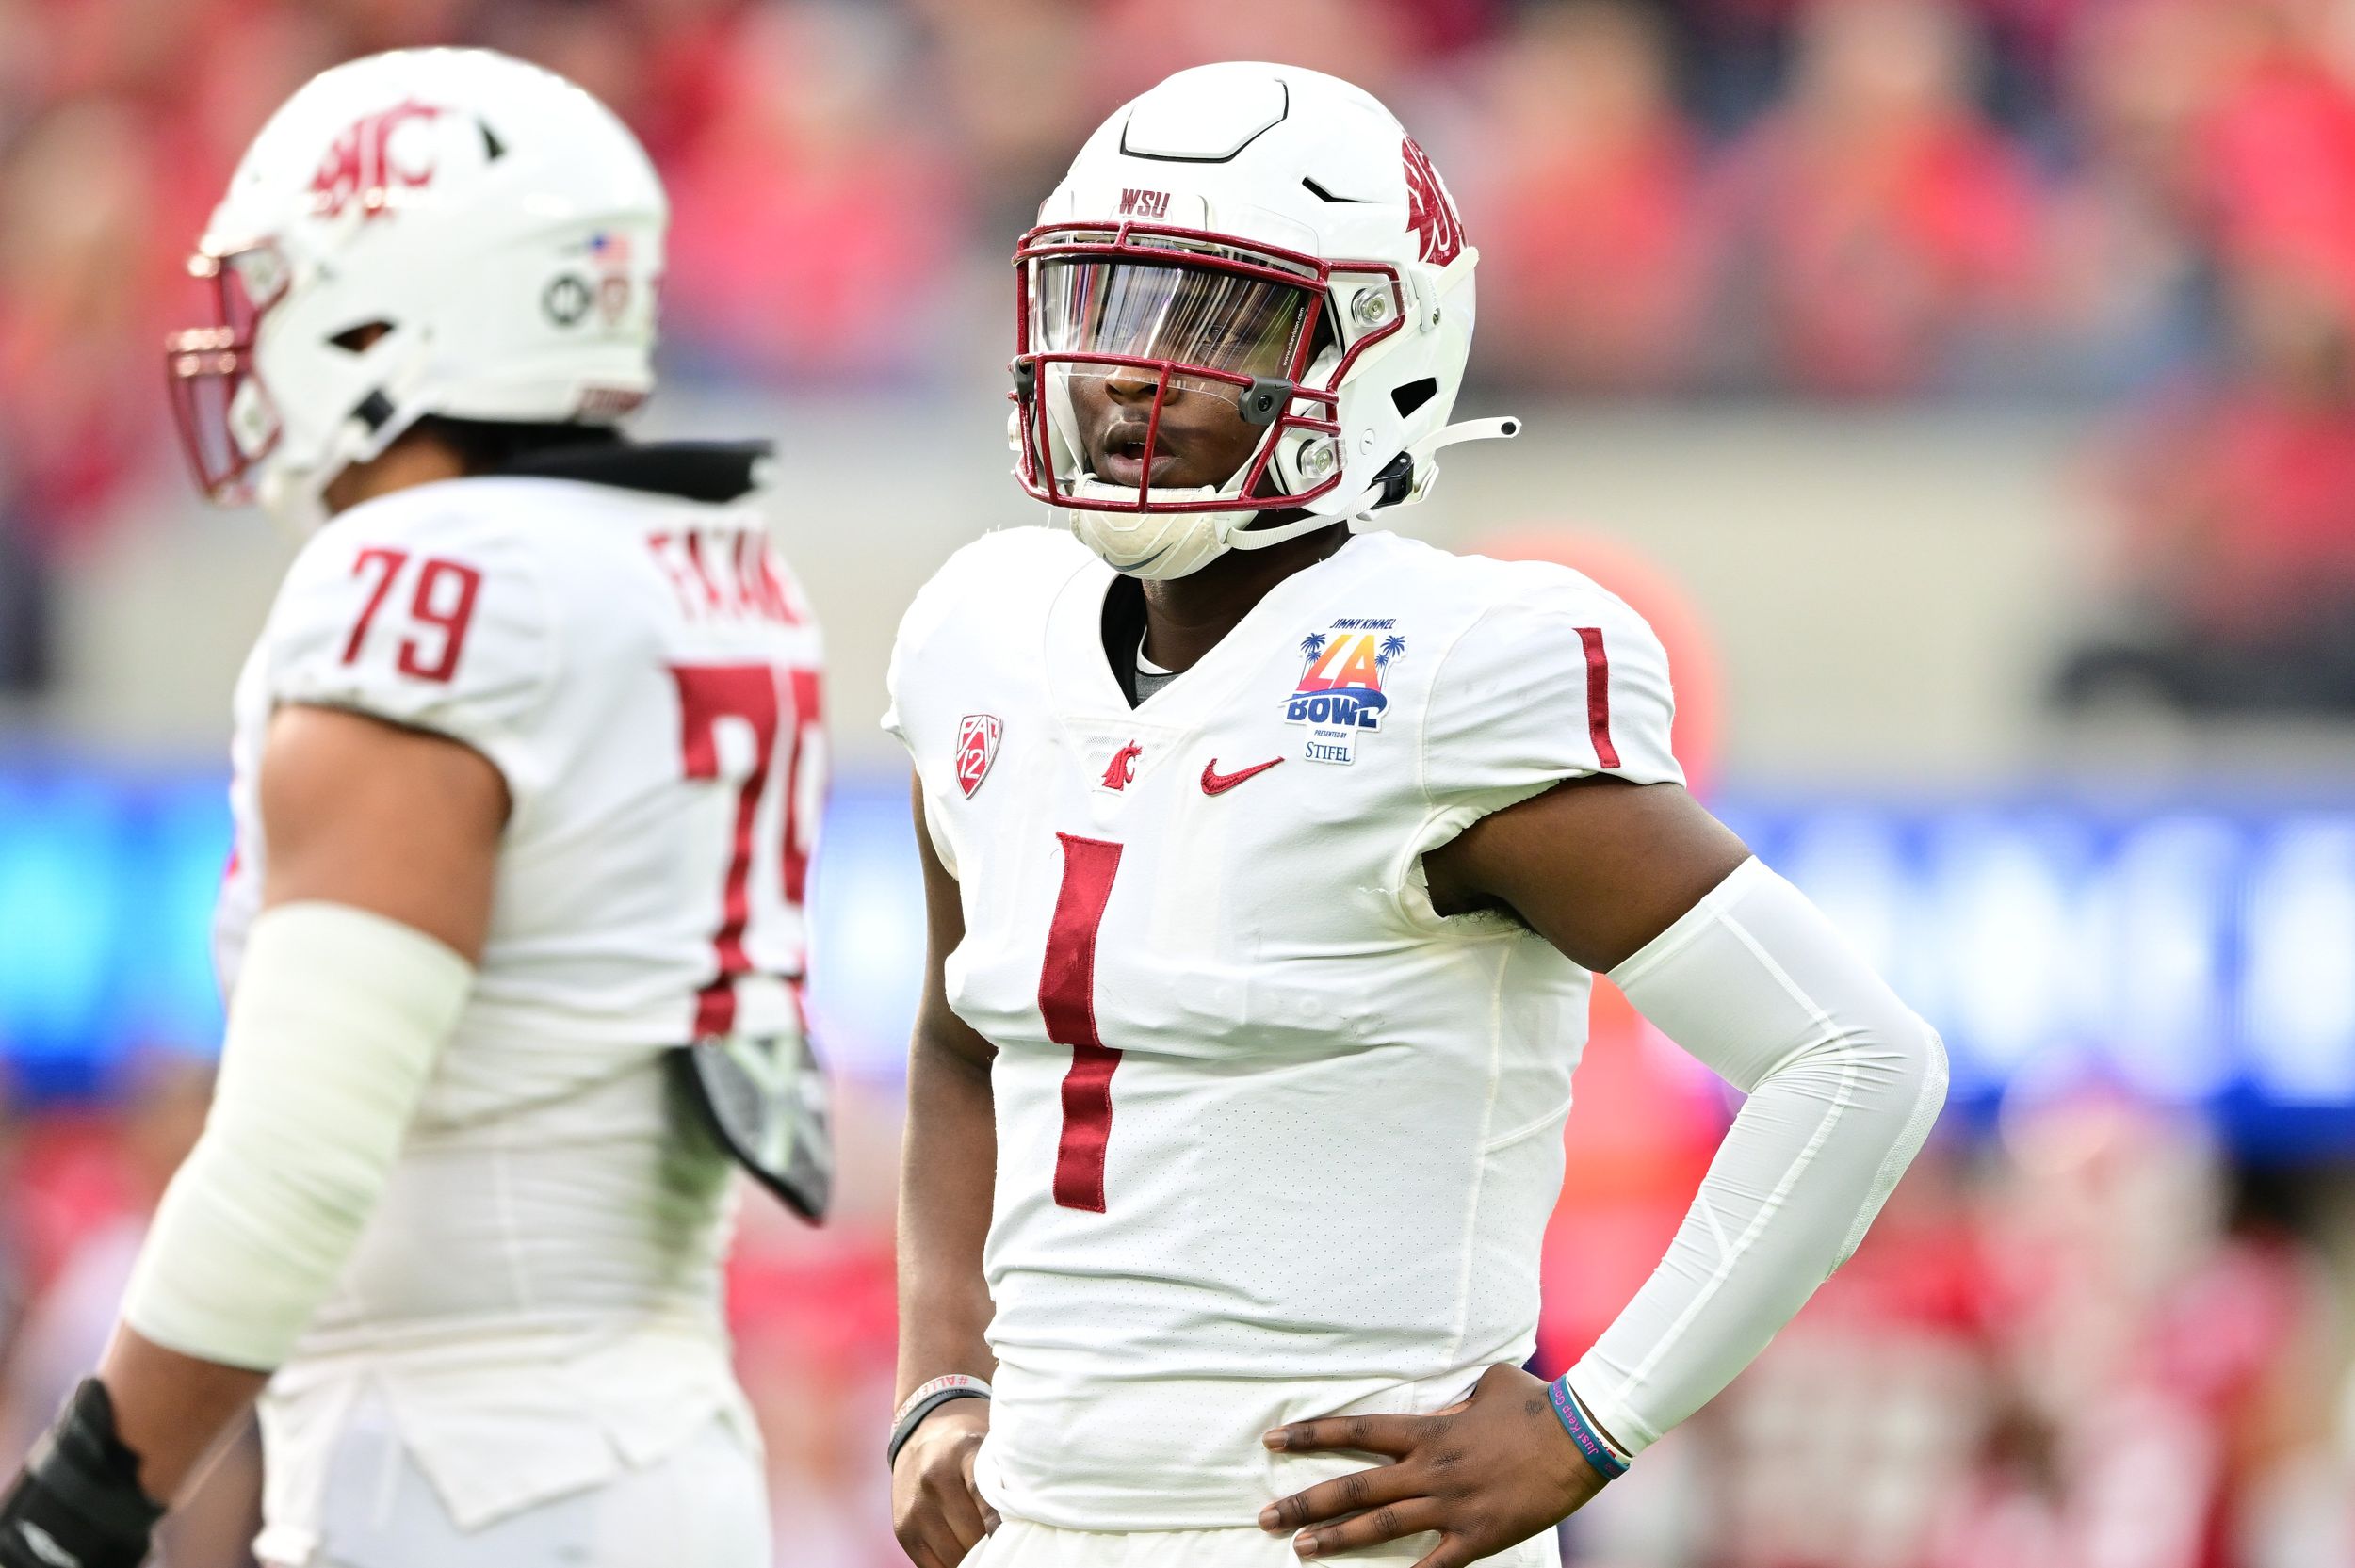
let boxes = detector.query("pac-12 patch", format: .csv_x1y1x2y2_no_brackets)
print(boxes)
1284,621,1405,765
956,714,1002,797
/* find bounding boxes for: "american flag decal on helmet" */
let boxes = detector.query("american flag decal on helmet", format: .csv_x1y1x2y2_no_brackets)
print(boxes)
1401,136,1465,267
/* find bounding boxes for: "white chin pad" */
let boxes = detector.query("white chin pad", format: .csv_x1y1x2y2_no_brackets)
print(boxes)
1067,504,1240,579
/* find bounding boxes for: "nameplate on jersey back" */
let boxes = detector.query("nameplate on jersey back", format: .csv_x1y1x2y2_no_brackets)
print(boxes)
1284,620,1404,766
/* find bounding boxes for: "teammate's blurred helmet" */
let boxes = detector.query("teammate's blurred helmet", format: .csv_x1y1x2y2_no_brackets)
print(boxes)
1013,61,1516,579
165,49,666,532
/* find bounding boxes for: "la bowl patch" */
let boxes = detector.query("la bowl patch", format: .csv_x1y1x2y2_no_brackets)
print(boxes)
1284,621,1404,765
956,714,1003,797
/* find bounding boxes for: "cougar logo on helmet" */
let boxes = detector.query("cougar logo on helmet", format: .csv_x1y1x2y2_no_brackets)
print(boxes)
309,99,446,220
1401,137,1464,267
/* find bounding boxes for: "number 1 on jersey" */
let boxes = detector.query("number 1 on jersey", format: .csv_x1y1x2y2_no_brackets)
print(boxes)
1039,833,1123,1213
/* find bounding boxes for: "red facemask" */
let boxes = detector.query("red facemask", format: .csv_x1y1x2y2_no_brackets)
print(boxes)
164,243,290,504
1010,221,1407,514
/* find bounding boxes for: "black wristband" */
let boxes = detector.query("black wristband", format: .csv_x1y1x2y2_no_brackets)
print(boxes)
0,1382,166,1568
885,1382,992,1473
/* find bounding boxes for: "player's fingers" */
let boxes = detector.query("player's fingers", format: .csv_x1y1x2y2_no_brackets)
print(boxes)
1259,1460,1422,1532
897,1484,978,1568
1288,1497,1446,1559
936,1470,991,1553
959,1435,1002,1534
897,1508,958,1568
933,1514,988,1568
1261,1414,1423,1457
899,1529,952,1568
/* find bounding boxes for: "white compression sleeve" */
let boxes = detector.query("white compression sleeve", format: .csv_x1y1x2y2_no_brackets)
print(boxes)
122,902,471,1370
1563,858,1947,1458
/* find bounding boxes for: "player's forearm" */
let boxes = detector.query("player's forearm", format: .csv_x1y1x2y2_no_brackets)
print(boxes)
895,1028,999,1401
0,1335,266,1568
5,906,465,1563
91,1328,268,1501
1565,859,1947,1456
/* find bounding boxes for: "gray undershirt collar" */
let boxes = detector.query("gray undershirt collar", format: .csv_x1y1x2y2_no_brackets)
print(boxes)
1133,634,1176,703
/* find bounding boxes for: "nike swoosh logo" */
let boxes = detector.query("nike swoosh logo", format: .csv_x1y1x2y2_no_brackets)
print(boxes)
1201,757,1285,796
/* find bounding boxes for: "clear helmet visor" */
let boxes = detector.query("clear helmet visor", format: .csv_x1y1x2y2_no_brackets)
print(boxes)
1035,257,1312,386
1029,257,1315,500
1012,244,1355,578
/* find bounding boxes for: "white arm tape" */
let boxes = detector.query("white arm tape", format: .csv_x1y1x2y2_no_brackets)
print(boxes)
1564,858,1947,1457
122,902,471,1370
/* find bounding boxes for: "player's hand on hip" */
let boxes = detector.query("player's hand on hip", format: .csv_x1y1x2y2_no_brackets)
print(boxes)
1259,1363,1610,1567
891,1399,998,1568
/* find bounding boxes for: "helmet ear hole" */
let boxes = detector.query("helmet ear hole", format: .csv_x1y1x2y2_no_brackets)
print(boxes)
328,320,395,353
1390,377,1437,419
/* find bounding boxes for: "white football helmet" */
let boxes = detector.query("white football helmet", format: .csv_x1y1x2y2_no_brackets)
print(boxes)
165,48,666,532
1012,61,1517,579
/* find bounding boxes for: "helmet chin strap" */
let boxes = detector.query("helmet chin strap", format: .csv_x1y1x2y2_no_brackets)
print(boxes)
257,461,330,539
257,407,382,539
257,334,433,538
1222,509,1353,552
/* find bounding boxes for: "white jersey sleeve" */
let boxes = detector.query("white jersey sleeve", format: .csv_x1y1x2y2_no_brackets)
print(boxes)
1421,565,1683,832
880,532,978,760
883,528,1084,879
264,500,560,797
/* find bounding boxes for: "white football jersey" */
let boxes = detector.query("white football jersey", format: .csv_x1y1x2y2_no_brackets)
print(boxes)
214,454,823,1550
885,525,1681,1531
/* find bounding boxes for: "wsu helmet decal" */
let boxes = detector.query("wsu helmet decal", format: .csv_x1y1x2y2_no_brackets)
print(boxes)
307,99,447,221
1402,136,1464,267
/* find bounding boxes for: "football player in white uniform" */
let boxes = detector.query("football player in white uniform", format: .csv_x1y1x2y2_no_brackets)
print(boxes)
0,50,827,1568
886,63,1948,1568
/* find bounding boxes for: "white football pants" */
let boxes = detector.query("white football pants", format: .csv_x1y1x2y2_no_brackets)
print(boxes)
260,1407,770,1568
966,1519,1562,1567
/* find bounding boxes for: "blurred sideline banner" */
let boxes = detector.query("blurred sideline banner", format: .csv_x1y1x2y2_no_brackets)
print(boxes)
3,766,2353,1149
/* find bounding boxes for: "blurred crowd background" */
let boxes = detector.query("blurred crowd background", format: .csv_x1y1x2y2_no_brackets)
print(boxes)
6,0,2355,1565
24,0,2355,701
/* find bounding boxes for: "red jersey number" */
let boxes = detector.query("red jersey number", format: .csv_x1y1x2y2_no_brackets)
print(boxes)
342,547,482,683
1039,833,1124,1212
672,662,823,1038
